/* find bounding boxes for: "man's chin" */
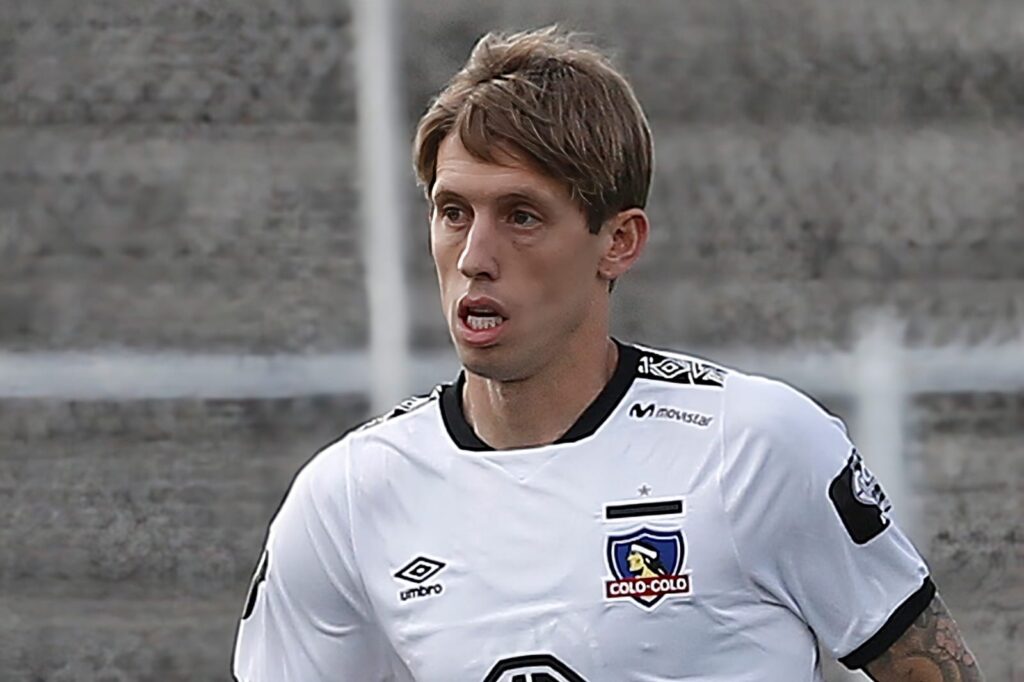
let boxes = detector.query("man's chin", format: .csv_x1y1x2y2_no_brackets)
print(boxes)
456,348,501,379
456,344,525,383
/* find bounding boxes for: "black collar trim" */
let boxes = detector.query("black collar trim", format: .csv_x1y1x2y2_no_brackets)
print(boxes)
439,339,640,451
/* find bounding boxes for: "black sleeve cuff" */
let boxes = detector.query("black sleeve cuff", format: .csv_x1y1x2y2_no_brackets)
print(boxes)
839,576,936,670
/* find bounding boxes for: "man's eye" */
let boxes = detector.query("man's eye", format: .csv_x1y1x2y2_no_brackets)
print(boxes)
441,206,466,223
510,211,540,227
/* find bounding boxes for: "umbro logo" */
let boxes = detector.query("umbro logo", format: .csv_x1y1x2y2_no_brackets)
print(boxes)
395,556,445,583
394,556,446,602
636,354,726,388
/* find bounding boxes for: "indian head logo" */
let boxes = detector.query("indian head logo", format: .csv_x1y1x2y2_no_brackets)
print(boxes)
605,527,692,609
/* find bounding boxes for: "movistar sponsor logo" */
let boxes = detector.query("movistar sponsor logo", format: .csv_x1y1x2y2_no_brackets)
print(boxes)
628,402,713,427
629,402,655,418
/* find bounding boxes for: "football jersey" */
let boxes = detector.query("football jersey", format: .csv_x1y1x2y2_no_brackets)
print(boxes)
233,340,933,681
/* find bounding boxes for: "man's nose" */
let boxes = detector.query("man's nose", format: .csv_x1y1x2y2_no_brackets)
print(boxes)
456,216,500,280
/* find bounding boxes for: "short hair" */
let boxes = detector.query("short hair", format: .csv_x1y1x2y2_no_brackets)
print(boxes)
413,26,653,234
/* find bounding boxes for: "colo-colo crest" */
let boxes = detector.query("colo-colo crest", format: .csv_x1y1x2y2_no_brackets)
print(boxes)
605,527,692,609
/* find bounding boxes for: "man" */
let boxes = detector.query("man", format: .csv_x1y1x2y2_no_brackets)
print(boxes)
233,27,984,681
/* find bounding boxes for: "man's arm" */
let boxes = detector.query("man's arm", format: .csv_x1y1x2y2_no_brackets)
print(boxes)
233,439,391,681
864,593,984,682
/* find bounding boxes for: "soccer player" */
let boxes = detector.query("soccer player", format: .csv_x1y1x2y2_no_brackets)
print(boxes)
233,27,984,681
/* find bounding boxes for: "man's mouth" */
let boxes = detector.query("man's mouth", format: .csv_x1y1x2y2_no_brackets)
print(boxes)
456,296,509,345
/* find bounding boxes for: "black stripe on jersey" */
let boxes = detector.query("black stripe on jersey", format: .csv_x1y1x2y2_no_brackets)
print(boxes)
605,499,684,520
440,339,640,451
634,348,727,387
483,653,586,682
839,576,936,669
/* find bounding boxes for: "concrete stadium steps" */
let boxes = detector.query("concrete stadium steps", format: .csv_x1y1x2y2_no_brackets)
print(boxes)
0,126,366,352
1,595,237,682
908,393,1024,606
404,0,1024,125
910,392,1024,490
1,0,348,24
917,491,1021,682
0,1,355,125
615,278,1024,350
938,607,1018,682
645,126,1024,277
919,490,1022,607
906,392,1024,682
5,1,1024,127
0,396,368,601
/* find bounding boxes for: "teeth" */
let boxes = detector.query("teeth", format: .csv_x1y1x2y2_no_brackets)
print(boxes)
467,315,502,330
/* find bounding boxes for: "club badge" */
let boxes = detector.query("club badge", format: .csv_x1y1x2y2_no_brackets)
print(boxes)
604,527,692,609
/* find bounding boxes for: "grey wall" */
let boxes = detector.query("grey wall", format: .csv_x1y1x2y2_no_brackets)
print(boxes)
1,1,1020,679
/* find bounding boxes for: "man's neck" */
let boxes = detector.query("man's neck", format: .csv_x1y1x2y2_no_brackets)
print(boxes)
462,336,619,450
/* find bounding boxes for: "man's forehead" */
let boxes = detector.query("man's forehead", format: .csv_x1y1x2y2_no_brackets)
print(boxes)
432,134,568,203
437,132,524,165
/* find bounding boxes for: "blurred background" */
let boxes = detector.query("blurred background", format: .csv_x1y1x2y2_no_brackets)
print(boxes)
1,0,1022,680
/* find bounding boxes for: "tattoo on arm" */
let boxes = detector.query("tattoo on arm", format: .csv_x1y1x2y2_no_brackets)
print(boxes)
864,594,984,682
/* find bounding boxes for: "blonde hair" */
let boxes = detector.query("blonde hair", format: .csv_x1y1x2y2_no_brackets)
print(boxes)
413,26,653,234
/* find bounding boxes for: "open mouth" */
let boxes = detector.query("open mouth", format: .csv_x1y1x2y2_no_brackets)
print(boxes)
463,309,505,330
457,297,508,342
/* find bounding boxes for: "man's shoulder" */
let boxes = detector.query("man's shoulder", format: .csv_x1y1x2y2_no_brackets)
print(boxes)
724,369,841,441
351,385,447,437
679,352,851,476
630,341,837,436
315,384,447,461
293,385,449,491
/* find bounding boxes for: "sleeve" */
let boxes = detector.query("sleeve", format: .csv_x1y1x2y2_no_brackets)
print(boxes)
719,373,933,670
232,438,392,681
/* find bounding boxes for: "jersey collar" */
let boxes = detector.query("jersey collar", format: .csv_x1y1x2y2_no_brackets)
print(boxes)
439,339,640,451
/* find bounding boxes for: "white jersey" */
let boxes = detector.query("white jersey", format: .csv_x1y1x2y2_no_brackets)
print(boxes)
233,340,932,681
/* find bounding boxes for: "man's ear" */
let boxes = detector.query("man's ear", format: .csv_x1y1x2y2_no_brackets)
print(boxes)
597,208,649,284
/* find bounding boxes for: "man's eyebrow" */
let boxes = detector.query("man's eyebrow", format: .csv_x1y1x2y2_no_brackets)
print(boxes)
430,187,463,204
499,190,551,206
430,187,553,206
